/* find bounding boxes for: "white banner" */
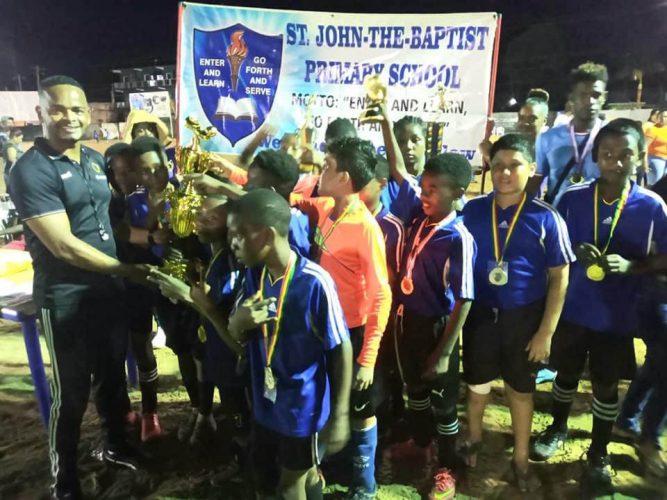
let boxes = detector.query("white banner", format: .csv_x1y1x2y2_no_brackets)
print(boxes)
177,3,500,162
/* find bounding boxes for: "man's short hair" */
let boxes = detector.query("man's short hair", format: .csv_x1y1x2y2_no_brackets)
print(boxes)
9,128,23,138
325,118,357,143
423,153,473,190
592,118,646,161
229,188,291,237
569,62,609,90
251,150,299,197
490,133,536,164
326,137,378,192
39,75,84,94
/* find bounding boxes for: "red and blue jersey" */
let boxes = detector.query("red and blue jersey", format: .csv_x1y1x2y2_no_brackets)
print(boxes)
557,180,667,335
463,193,575,310
240,254,348,438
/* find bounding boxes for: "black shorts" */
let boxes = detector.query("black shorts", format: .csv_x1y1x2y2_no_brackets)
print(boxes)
350,325,381,419
394,307,459,389
251,423,319,493
550,320,636,385
155,295,199,355
463,300,544,393
125,283,155,335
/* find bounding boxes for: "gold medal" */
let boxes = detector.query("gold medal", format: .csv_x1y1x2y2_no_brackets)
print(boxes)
197,324,207,343
586,263,605,282
264,366,276,391
488,265,509,286
400,277,414,295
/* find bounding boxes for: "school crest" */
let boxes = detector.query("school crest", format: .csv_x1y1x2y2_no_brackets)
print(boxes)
193,25,283,146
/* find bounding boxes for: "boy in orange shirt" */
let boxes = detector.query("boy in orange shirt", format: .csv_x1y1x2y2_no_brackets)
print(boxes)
297,137,392,499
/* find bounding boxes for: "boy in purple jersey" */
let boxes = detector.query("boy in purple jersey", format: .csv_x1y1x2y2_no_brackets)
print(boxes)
531,119,667,496
373,102,477,500
226,189,353,500
462,134,574,492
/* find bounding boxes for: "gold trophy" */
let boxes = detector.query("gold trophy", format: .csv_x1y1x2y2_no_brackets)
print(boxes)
159,117,216,281
359,75,387,123
170,117,217,238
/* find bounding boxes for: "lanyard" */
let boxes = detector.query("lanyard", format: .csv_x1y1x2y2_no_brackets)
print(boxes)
568,119,602,173
70,150,109,241
316,199,359,247
259,251,297,367
491,193,527,264
404,212,455,279
593,182,630,255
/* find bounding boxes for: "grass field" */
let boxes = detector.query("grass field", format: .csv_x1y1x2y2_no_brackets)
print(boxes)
0,320,665,499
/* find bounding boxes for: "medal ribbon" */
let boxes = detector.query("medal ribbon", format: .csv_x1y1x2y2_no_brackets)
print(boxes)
593,181,630,255
568,119,602,174
315,199,359,250
259,251,297,367
492,193,527,264
404,213,455,280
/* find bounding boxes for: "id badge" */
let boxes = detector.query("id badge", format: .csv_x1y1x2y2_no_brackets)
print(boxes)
263,366,277,403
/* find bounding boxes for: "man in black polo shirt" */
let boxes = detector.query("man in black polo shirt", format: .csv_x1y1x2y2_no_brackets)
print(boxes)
9,75,149,500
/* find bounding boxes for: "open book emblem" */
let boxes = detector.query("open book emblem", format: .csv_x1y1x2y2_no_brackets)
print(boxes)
193,24,283,147
214,96,257,123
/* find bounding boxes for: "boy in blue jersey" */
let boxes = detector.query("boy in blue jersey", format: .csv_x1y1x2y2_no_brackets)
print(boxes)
186,150,312,258
462,134,574,492
226,189,353,500
130,136,209,442
359,156,405,284
531,119,667,496
376,102,476,499
529,62,608,204
149,194,246,446
378,116,427,214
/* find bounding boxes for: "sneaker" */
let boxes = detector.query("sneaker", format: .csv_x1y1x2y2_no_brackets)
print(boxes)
141,413,162,442
189,413,217,447
345,486,377,500
530,425,567,461
429,467,456,500
177,408,199,442
636,442,667,478
102,446,139,471
580,450,613,498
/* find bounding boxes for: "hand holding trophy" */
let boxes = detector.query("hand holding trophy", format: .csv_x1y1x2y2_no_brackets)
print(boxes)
358,74,388,124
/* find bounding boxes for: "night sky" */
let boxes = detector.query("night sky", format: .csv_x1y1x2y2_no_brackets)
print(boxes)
2,0,666,109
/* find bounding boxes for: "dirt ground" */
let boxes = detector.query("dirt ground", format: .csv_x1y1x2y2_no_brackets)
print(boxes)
0,319,665,500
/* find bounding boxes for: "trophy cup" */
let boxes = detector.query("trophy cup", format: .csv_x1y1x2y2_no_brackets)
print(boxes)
359,75,387,123
170,117,217,238
160,117,216,281
426,84,449,158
